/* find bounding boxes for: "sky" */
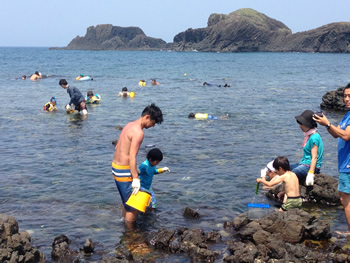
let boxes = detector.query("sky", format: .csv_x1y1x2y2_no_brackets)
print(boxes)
2,0,350,47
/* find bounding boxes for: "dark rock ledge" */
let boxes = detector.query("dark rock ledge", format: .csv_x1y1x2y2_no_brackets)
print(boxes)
0,214,45,263
2,173,348,262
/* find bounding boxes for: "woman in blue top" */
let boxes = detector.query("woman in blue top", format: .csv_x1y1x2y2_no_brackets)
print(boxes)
139,148,170,209
291,110,323,186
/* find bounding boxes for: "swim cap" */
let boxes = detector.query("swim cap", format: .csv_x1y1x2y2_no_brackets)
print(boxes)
50,96,57,104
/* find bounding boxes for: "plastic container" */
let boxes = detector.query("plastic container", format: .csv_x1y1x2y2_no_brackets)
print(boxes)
126,191,152,212
247,203,270,220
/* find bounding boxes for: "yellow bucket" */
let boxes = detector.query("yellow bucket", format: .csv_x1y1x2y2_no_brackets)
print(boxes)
126,191,152,212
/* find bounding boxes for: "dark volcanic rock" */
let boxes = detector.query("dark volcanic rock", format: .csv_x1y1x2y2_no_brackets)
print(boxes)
173,8,350,53
63,24,168,51
173,8,291,52
0,213,45,263
51,234,79,262
320,85,347,111
54,8,350,53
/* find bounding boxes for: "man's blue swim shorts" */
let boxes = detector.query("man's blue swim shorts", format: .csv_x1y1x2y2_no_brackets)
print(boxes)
112,163,135,212
338,172,350,194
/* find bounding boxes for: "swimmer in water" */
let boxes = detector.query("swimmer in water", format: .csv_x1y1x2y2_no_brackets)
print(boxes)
118,87,131,97
151,79,160,85
188,112,229,120
43,97,57,112
30,71,42,81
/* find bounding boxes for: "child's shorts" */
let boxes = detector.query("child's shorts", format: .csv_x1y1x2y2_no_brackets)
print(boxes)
281,196,302,211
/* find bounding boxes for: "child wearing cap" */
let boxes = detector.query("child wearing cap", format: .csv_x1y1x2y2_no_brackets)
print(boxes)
260,161,281,190
43,97,57,112
257,156,302,212
138,148,170,209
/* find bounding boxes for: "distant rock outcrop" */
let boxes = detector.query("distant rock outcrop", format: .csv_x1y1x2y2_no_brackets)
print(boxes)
54,8,350,53
61,24,168,51
173,8,350,53
173,8,292,52
320,86,347,111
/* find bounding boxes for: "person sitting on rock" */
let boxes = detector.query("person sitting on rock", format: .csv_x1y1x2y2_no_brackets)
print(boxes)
257,156,302,212
260,161,282,190
292,110,323,186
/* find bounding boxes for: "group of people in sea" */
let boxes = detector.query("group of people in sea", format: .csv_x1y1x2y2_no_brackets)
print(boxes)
111,83,350,236
41,78,100,115
21,71,42,81
25,70,350,234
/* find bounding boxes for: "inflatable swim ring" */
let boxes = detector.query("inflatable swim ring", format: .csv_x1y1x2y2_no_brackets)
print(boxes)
86,94,101,104
76,76,93,81
139,80,146,86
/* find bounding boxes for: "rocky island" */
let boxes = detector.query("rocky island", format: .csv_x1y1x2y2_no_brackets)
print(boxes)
53,8,350,53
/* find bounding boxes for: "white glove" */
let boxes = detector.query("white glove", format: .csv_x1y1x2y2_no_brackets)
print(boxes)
260,168,267,178
305,173,314,186
131,178,140,195
162,167,170,173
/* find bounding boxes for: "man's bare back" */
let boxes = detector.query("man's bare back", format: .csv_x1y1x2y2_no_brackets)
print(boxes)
30,72,41,81
113,120,144,178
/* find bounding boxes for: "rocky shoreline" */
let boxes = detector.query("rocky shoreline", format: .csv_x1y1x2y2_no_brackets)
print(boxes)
52,8,350,53
3,173,350,262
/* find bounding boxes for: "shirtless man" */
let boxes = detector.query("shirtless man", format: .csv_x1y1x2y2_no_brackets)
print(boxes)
30,71,42,81
112,103,163,223
257,156,302,212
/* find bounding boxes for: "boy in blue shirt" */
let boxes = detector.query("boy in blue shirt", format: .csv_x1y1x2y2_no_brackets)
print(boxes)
139,148,170,209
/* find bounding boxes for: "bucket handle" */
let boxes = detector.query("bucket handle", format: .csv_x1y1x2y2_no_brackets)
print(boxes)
147,196,152,207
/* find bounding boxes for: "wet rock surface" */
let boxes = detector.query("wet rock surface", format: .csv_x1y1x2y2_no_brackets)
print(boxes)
321,86,347,111
0,213,45,263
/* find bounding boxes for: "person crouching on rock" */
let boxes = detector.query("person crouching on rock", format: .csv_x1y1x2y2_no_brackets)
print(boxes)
257,156,302,212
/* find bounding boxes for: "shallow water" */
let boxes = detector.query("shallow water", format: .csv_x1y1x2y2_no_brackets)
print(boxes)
1,47,350,261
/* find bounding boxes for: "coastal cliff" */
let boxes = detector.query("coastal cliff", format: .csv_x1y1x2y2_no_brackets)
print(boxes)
173,8,350,53
61,24,168,51
54,8,350,53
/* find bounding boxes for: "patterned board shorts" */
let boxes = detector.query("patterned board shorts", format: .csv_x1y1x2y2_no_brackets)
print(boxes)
281,196,302,211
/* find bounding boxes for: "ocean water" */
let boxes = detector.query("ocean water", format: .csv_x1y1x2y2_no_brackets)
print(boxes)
1,47,350,261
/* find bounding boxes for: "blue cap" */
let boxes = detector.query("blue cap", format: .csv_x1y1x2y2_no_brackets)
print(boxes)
50,96,57,104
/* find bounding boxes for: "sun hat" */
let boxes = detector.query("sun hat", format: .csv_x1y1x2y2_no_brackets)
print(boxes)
295,110,317,128
266,161,276,172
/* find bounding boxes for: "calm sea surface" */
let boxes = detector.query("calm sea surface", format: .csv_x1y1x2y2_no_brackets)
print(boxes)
1,47,350,261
